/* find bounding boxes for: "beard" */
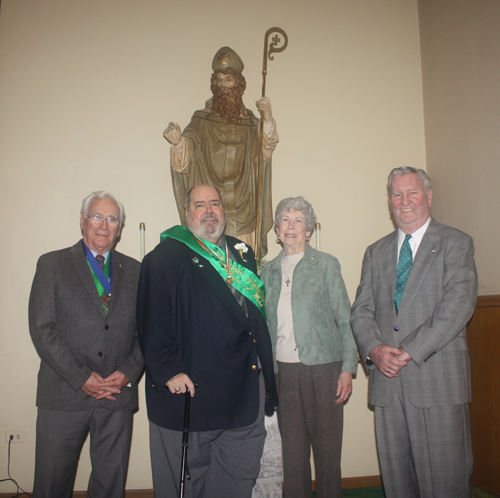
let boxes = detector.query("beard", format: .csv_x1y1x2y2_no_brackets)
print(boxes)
187,211,226,244
211,87,247,124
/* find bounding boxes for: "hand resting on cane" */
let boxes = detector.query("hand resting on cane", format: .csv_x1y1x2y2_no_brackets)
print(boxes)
167,373,195,396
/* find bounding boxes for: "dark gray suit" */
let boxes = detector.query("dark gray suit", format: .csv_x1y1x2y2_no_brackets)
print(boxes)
351,219,478,498
29,240,143,498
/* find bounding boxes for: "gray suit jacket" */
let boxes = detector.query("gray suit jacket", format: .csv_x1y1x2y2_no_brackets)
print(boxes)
350,219,478,408
29,240,144,412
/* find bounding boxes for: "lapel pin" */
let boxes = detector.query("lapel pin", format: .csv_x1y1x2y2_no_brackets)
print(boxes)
192,257,199,264
431,248,436,253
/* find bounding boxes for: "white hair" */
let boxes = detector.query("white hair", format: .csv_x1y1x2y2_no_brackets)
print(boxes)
387,167,432,197
80,190,125,224
274,196,317,232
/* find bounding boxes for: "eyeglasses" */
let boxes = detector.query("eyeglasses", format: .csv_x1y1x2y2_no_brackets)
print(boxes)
85,214,121,227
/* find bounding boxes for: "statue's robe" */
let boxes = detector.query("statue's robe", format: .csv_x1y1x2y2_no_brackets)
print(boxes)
170,107,278,257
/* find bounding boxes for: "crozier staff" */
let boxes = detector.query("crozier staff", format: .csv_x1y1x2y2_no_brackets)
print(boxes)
261,196,358,498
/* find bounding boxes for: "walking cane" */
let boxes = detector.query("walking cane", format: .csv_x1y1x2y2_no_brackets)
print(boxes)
179,388,191,498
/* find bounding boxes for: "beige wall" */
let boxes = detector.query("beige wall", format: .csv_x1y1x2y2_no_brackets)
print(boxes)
0,0,426,492
418,0,500,295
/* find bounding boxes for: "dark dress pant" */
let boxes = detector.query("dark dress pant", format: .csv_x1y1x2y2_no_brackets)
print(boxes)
149,374,266,498
276,361,344,498
33,406,133,498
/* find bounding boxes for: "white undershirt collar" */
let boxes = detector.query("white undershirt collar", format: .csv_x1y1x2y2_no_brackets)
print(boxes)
397,216,431,261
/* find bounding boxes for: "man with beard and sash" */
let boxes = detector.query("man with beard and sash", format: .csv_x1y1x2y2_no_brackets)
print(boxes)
164,46,279,257
137,184,278,498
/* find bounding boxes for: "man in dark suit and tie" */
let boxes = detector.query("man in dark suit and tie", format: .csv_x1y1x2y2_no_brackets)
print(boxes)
29,191,143,498
137,184,278,498
350,167,478,498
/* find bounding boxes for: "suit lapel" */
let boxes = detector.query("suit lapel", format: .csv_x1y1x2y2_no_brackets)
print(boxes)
378,232,399,312
70,241,106,317
398,220,440,316
186,244,251,330
108,250,123,317
227,238,255,273
227,238,265,324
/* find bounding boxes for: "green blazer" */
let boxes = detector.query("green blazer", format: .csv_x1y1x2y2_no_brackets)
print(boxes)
261,244,358,375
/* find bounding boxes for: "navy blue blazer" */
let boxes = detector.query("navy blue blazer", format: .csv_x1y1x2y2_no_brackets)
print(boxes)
137,234,278,432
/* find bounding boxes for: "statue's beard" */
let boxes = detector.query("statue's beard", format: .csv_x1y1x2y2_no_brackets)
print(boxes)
211,88,247,123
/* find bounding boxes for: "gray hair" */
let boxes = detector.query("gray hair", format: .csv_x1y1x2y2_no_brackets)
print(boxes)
387,167,432,197
81,190,125,224
274,196,317,232
185,185,225,209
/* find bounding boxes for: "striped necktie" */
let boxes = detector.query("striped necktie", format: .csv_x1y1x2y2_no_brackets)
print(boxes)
95,255,111,316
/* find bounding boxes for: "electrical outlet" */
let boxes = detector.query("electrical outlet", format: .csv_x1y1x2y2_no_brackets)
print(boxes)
5,431,25,443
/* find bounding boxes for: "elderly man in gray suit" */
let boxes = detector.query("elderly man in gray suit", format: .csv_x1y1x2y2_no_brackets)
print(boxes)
351,167,478,498
29,191,144,498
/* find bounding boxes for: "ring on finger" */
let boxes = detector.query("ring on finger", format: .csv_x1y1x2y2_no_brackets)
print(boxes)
175,388,180,393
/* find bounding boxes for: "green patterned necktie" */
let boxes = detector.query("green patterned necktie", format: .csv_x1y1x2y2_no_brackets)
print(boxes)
96,255,110,316
394,234,413,314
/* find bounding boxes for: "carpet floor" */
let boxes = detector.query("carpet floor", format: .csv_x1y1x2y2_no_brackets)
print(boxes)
306,485,499,497
305,488,385,498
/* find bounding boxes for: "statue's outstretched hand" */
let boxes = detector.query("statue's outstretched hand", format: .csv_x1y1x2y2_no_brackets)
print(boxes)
256,97,273,122
164,122,183,146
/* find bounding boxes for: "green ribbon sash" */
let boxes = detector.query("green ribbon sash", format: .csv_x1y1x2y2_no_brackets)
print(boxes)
160,226,266,318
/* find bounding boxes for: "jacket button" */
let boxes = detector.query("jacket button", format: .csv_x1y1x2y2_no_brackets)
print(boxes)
253,339,257,343
104,325,109,330
394,326,399,331
98,352,103,357
251,365,257,370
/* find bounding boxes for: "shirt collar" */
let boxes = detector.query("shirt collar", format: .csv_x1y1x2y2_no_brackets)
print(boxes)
397,216,431,258
88,248,110,264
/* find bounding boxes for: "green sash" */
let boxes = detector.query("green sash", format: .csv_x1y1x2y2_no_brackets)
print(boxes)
160,225,266,318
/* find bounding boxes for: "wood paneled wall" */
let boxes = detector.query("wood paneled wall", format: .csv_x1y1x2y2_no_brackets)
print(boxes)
467,295,500,495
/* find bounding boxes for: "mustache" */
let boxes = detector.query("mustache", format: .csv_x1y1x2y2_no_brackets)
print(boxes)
214,86,239,97
201,213,219,223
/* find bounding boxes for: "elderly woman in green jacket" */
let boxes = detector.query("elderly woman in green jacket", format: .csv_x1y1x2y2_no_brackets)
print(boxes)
261,196,358,498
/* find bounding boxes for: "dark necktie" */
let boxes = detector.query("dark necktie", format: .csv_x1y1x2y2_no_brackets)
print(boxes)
95,255,111,315
394,234,413,314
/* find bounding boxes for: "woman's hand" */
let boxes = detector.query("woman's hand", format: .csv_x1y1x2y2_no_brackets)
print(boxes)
335,372,353,404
